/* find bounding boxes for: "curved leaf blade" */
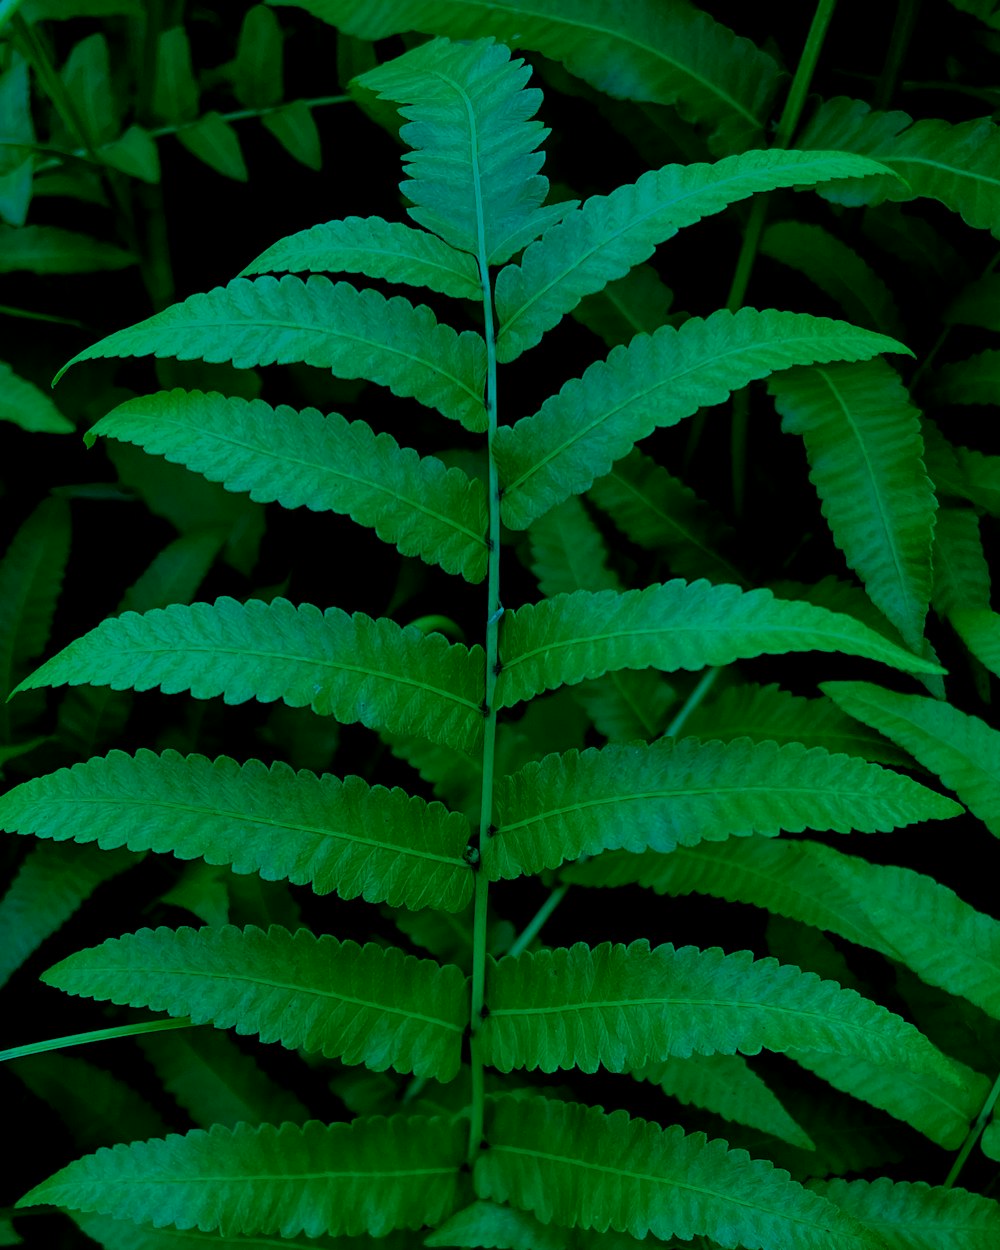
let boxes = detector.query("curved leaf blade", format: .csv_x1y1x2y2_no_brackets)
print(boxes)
0,361,73,433
19,1116,465,1237
240,214,481,298
496,580,943,710
496,308,910,530
55,276,487,431
481,941,957,1087
495,149,899,361
0,749,474,913
87,390,489,582
487,735,959,879
769,359,936,654
478,1095,880,1249
811,1176,1000,1249
357,38,567,266
12,597,485,754
43,924,467,1081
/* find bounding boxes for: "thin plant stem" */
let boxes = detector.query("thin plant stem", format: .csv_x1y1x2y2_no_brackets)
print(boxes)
146,95,350,139
944,1068,1000,1188
873,0,922,111
909,248,1000,392
0,1016,194,1064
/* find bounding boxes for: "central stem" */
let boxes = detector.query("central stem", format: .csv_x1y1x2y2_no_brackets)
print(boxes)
468,249,502,1165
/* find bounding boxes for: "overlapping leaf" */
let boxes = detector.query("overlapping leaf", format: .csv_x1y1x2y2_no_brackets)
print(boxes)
495,309,909,530
277,0,783,152
86,389,489,581
357,38,567,266
812,1176,1000,1249
768,359,936,653
823,681,1000,836
0,749,474,913
486,735,959,879
13,597,486,754
43,924,467,1080
54,276,487,431
930,349,1000,406
0,362,73,433
496,580,942,710
495,149,898,361
240,215,481,298
19,1116,465,1237
71,1213,416,1250
0,224,134,273
566,837,1000,1021
478,1095,880,1249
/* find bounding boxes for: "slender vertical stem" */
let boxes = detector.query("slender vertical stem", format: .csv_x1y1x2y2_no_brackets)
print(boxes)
944,1068,1000,1188
468,242,502,1165
873,0,921,111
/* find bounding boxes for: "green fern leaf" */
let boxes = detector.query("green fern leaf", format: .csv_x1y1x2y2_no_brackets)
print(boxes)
572,263,674,348
950,608,1000,679
930,348,1000,406
495,309,909,530
945,273,1000,331
481,940,960,1085
932,508,991,620
768,359,936,653
261,99,322,170
43,924,467,1080
0,749,473,912
496,580,942,711
86,390,489,582
240,215,481,298
427,1199,566,1250
487,735,958,879
72,1212,413,1250
983,1119,1000,1162
55,277,487,432
140,1026,308,1128
587,449,746,587
0,842,135,990
13,597,485,754
799,98,1000,235
811,1176,1000,1248
789,1046,985,1150
477,1094,881,1248
18,1116,465,1237
177,114,248,182
357,38,568,266
822,681,1000,836
495,150,898,361
0,224,135,273
277,0,782,153
634,1053,815,1151
568,836,1000,1022
0,361,74,433
682,682,914,767
759,221,903,336
8,752,464,912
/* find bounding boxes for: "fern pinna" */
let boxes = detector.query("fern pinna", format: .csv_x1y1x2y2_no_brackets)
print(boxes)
3,26,1000,1250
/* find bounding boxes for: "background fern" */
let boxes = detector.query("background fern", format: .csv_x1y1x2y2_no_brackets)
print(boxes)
2,3,1000,1249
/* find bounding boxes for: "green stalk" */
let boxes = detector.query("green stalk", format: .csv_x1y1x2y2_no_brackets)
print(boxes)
468,229,502,1163
0,1016,194,1064
685,0,838,498
873,0,921,111
944,1068,1000,1188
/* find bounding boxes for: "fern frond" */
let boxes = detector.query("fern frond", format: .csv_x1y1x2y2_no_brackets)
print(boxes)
72,1212,412,1250
799,98,1000,235
0,361,74,433
759,221,903,336
13,597,486,754
768,358,936,653
55,277,487,432
811,1176,1000,1247
239,214,481,298
356,38,568,266
0,749,473,913
477,1095,881,1248
0,224,135,273
567,837,1000,1021
950,608,1000,680
86,390,489,582
682,682,914,768
931,508,991,620
789,1046,985,1149
480,940,960,1085
822,681,1000,836
0,842,135,990
587,449,746,587
278,0,783,153
486,735,958,878
495,309,909,530
19,1116,465,1237
496,580,943,711
140,1026,308,1128
427,1200,565,1250
42,924,467,1081
634,1053,815,1151
930,348,1000,407
495,150,898,361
